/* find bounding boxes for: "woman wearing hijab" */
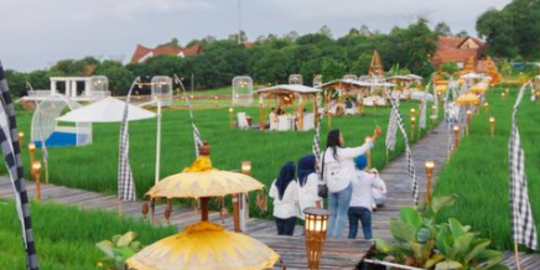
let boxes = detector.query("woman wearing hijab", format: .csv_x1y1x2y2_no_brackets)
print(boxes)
321,126,381,239
297,155,322,221
269,161,299,236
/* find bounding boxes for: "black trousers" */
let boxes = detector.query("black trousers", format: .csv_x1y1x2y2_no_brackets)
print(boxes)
274,216,296,235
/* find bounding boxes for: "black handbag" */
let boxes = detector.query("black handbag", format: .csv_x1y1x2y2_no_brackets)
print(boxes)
318,150,328,199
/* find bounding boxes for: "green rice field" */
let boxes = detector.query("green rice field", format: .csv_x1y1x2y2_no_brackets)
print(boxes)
433,87,540,251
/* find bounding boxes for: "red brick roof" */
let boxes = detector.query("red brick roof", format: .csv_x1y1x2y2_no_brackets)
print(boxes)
130,43,202,63
431,36,487,68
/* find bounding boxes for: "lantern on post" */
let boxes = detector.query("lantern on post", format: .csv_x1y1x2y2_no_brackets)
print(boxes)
453,125,460,150
228,107,234,130
304,207,331,270
18,132,24,147
501,92,506,101
28,142,36,166
410,116,416,141
483,102,489,114
236,160,252,233
489,117,495,137
466,110,472,135
410,108,416,119
425,161,435,205
32,160,42,201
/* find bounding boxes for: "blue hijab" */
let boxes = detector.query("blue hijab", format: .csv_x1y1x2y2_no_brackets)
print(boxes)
354,154,368,170
275,161,296,200
297,155,316,187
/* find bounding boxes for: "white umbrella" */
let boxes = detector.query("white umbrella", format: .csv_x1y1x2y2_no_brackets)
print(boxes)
56,97,156,123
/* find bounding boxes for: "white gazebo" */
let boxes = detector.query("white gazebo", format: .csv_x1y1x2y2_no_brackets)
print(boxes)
255,84,321,131
26,76,110,102
151,76,173,106
288,74,303,85
232,76,253,107
312,75,322,87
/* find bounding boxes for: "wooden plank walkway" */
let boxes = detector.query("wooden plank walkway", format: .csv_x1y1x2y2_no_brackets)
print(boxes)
0,122,537,269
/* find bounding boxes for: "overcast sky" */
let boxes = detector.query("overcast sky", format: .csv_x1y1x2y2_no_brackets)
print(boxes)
0,0,510,72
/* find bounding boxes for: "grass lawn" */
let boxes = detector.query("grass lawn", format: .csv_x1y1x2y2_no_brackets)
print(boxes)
433,87,540,251
10,100,436,218
0,200,176,270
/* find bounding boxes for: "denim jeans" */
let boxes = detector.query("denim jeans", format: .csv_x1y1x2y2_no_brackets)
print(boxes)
275,216,296,236
347,206,372,240
327,183,353,239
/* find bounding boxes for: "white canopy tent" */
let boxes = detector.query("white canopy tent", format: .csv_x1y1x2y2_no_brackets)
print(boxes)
56,97,155,123
56,97,162,183
255,84,321,95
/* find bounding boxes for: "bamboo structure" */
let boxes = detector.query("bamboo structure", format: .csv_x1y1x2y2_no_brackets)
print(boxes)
368,51,384,80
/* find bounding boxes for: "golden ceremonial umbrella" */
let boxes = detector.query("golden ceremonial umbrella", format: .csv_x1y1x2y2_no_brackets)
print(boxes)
126,221,279,270
468,85,487,94
435,85,448,94
456,93,480,106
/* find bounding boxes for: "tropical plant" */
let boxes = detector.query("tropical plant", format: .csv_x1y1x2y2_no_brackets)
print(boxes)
374,195,457,268
96,231,143,270
435,219,507,270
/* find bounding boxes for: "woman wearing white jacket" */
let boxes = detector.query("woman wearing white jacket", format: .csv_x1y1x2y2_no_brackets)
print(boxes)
269,161,299,236
297,155,322,220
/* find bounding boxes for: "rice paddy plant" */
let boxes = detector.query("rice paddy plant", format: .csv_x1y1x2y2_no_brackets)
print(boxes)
9,99,436,218
433,87,539,251
0,200,176,270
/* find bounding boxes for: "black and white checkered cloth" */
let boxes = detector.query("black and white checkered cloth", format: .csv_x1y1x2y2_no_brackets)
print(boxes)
173,75,204,157
385,95,399,151
386,90,418,205
313,110,325,176
0,61,40,270
509,82,538,251
419,92,427,129
118,78,139,202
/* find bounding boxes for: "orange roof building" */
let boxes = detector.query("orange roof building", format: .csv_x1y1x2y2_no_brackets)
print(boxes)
431,36,487,70
130,43,203,64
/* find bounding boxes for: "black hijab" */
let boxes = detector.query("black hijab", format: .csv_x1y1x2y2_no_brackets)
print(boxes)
297,155,316,187
275,161,296,200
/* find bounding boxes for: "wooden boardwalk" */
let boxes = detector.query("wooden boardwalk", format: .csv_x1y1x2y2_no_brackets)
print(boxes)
0,122,538,269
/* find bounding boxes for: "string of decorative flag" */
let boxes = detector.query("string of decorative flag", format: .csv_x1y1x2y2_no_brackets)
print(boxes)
385,94,399,153
312,107,325,177
509,81,537,251
418,83,429,130
174,75,203,158
385,89,419,205
0,61,40,270
118,77,141,202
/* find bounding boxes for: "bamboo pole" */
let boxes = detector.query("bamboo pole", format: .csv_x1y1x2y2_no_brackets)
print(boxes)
514,241,522,270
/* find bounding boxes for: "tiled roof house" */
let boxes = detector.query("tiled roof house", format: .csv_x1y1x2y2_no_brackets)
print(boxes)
431,36,487,70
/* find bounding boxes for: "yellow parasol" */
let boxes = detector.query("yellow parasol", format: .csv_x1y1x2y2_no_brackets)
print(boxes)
436,85,448,94
456,93,480,106
468,85,487,94
126,221,279,270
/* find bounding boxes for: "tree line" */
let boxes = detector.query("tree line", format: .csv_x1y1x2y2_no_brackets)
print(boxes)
7,19,442,96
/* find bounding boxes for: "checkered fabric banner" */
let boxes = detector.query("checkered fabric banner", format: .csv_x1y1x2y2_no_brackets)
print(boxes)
173,75,204,157
385,90,418,205
419,93,427,129
312,110,325,176
432,82,439,118
385,95,399,151
118,78,140,202
0,61,40,270
509,82,538,250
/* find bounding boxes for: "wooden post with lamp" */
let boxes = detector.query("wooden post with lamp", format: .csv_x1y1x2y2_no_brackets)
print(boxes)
32,160,41,201
18,132,24,147
453,125,460,150
425,161,434,205
259,95,265,131
410,116,416,141
483,102,489,114
489,116,495,137
466,110,472,136
28,142,36,167
304,207,331,270
229,107,234,130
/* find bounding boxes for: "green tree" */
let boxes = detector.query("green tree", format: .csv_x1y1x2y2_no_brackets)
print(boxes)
476,9,519,58
321,58,346,82
434,22,452,36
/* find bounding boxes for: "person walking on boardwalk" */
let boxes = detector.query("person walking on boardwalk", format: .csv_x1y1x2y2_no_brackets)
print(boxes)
269,161,299,236
321,127,381,239
348,155,385,240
